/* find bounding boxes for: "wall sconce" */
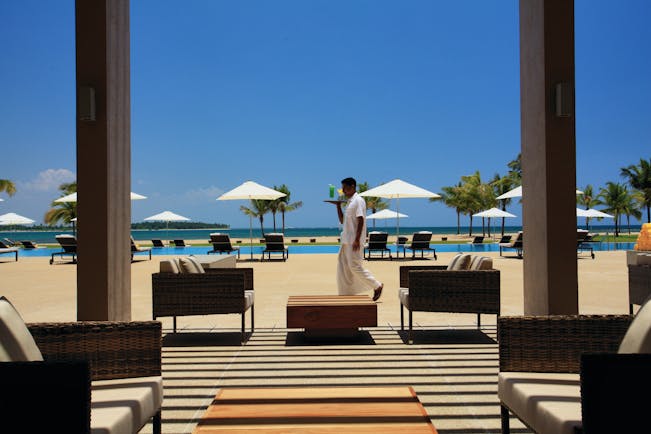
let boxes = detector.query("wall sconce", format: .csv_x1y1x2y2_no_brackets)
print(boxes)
555,82,573,118
78,86,96,121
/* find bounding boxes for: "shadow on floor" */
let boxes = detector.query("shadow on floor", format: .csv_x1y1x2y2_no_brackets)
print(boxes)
162,331,247,347
285,330,376,346
398,328,497,345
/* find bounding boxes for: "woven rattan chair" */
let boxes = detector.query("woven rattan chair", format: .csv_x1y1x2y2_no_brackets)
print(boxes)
498,312,651,434
151,268,254,341
0,296,162,433
629,264,651,314
398,265,500,344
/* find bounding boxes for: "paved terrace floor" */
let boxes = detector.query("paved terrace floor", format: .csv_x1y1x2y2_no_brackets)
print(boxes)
1,250,630,433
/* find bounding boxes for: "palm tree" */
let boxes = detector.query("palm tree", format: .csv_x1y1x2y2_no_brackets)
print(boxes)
436,183,464,235
44,182,77,226
623,192,643,234
620,158,651,223
0,179,17,197
491,173,516,236
275,185,302,233
507,153,522,183
577,184,600,230
597,182,629,236
240,199,271,236
358,182,388,229
459,171,494,236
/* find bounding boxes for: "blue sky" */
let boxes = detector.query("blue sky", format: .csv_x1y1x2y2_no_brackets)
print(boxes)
1,1,649,228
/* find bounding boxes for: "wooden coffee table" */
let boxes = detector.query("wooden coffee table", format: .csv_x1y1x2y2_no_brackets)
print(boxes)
192,386,438,433
286,295,377,338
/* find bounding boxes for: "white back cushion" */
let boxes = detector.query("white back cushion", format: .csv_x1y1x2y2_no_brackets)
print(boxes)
619,296,651,353
0,297,43,362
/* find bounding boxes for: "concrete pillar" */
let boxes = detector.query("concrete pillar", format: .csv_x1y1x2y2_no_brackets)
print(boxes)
75,0,131,321
520,0,578,315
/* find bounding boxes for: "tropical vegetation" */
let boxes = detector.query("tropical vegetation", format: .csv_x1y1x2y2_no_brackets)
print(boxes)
0,179,16,197
44,182,77,226
240,184,302,235
435,154,650,237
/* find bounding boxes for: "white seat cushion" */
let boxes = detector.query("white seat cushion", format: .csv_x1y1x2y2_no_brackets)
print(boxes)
91,375,163,434
619,295,651,353
498,372,581,434
245,290,255,309
0,296,43,362
398,288,410,308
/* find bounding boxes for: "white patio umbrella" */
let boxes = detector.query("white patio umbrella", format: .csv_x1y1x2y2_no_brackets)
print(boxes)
144,210,190,243
366,209,408,230
0,212,36,232
577,208,614,231
360,179,440,240
55,191,147,202
473,207,517,237
496,185,583,200
217,181,286,260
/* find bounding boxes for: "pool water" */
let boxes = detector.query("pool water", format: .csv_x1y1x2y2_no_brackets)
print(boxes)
12,242,636,258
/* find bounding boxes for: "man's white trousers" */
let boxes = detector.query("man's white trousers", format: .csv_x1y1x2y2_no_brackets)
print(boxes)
337,243,381,295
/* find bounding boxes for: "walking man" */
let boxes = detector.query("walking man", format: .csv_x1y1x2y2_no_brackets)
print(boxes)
332,177,384,301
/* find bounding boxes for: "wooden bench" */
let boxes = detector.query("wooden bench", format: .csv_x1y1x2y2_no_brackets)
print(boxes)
286,295,377,338
193,386,438,433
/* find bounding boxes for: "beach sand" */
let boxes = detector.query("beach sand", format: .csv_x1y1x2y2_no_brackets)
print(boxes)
0,250,630,433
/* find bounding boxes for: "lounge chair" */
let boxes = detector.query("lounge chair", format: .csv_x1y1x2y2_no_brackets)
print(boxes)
577,229,595,259
0,247,18,261
172,239,190,247
2,238,16,247
0,240,13,249
152,259,254,341
468,235,484,244
398,254,500,344
19,240,39,249
499,231,523,258
364,231,392,260
151,239,166,247
261,233,288,261
131,236,152,260
406,231,437,259
207,232,240,258
0,296,162,433
50,234,77,264
498,296,651,434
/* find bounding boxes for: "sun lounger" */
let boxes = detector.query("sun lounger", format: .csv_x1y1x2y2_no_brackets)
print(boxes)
364,231,392,260
131,236,152,260
19,240,39,249
262,233,288,261
151,239,166,247
577,229,595,259
207,232,240,258
468,235,484,244
0,239,14,249
172,239,190,247
499,231,523,258
0,247,18,261
406,231,437,259
50,234,77,264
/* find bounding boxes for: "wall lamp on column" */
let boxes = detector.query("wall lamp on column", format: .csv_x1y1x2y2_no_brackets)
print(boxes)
78,85,96,121
555,82,573,118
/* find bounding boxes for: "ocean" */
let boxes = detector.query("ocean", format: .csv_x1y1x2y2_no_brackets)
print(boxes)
0,224,640,244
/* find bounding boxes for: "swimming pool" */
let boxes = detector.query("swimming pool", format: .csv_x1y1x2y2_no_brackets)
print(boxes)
12,242,636,258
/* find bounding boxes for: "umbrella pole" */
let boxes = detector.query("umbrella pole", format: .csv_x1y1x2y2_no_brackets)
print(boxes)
396,197,400,243
249,214,253,261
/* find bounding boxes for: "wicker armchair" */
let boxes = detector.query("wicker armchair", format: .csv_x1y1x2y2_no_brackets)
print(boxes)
628,264,651,313
0,297,162,433
399,265,500,343
152,267,254,341
498,314,649,434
